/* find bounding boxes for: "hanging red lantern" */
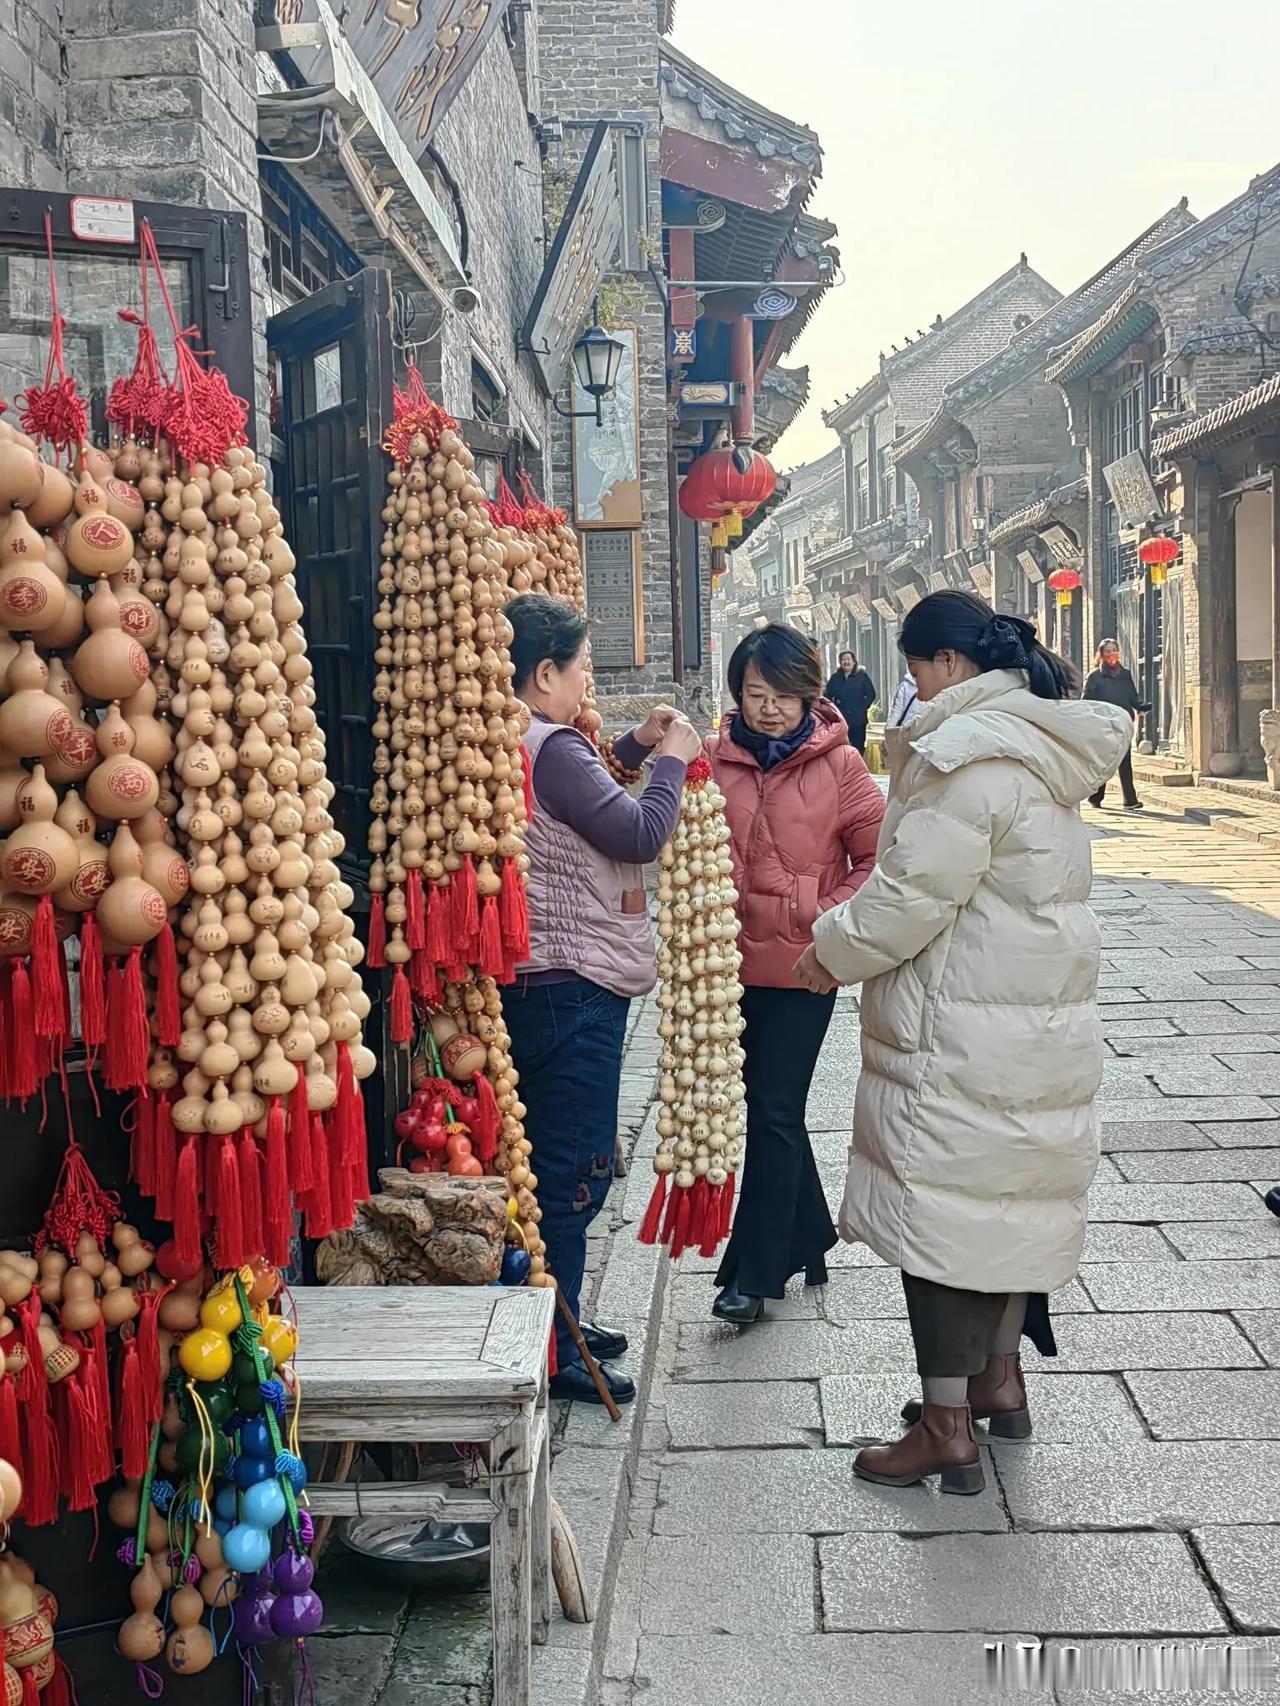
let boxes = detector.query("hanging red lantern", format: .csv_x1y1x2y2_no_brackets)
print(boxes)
679,447,777,550
1138,535,1179,585
1046,565,1082,608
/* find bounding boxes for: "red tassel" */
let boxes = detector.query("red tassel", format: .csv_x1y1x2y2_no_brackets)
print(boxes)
115,1335,148,1479
80,910,107,1046
153,921,180,1048
153,1089,176,1219
699,1182,724,1258
238,1129,264,1260
86,1317,113,1485
131,1088,156,1198
720,1171,736,1241
303,1112,333,1240
469,1071,501,1167
478,894,504,978
426,878,452,970
135,1288,164,1422
499,858,530,961
546,1320,558,1379
114,947,149,1089
404,868,427,951
172,1134,201,1273
335,1042,369,1205
213,1133,245,1269
409,946,441,1002
31,894,64,1042
287,1062,314,1193
43,1658,72,1706
660,1177,682,1246
325,1114,354,1232
9,958,37,1100
389,965,412,1044
0,1371,22,1490
686,1175,709,1252
264,1096,291,1267
669,1187,693,1259
14,1297,57,1526
20,1668,39,1706
637,1172,668,1245
454,856,479,961
56,1365,99,1510
365,891,386,969
0,963,14,1102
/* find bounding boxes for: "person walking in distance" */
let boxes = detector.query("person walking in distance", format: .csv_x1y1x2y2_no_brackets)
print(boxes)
707,624,885,1322
824,650,877,753
504,594,703,1404
793,592,1132,1494
1083,638,1148,811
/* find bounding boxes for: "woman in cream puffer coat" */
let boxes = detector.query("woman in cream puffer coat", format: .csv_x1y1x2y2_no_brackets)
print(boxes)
796,591,1131,1497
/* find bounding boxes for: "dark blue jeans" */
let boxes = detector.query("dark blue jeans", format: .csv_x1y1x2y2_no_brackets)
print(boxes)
503,976,631,1367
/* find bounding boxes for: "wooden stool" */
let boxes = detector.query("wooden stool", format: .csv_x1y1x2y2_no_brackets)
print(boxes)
290,1285,555,1706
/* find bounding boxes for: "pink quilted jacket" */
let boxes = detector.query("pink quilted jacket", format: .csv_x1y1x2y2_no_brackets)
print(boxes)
708,700,885,988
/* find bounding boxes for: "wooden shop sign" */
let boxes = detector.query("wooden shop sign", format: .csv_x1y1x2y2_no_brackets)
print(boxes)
1102,450,1160,530
582,529,643,667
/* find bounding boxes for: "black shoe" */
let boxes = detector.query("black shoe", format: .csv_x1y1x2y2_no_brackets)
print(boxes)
1088,793,1104,808
549,1358,636,1405
580,1322,629,1362
805,1260,829,1288
1265,1186,1280,1219
1124,800,1144,812
712,1285,764,1324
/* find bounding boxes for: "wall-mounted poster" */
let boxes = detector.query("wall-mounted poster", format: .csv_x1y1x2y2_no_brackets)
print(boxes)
572,327,641,528
582,529,644,666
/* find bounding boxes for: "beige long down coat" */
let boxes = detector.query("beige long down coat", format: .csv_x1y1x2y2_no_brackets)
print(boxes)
811,670,1132,1294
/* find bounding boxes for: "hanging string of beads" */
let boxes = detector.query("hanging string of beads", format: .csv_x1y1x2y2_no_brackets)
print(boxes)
640,756,747,1257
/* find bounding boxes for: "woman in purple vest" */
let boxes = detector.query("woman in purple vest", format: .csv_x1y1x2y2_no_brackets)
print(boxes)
506,594,702,1405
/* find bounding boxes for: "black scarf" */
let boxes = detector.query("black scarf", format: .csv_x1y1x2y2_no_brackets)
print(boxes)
730,710,815,772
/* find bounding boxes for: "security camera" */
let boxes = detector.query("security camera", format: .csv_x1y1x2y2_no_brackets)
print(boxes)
451,283,482,316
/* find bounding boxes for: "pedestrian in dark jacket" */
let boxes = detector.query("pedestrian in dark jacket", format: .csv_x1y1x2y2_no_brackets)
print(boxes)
824,651,877,752
1083,638,1148,810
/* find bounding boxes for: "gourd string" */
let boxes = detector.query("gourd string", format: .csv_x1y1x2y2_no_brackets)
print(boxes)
133,1420,163,1566
185,1380,216,1536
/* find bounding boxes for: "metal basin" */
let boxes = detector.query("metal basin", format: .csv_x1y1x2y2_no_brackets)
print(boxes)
339,1517,491,1592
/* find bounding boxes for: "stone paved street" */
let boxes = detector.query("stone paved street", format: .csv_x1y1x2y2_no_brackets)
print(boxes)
599,800,1280,1704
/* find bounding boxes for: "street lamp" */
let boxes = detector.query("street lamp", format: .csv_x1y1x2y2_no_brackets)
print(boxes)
552,303,625,427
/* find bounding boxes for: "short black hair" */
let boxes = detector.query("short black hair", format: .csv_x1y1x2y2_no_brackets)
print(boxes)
506,593,589,692
839,650,855,663
727,622,824,705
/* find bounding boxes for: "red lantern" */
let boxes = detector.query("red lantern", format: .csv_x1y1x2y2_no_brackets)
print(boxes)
1046,565,1082,608
679,447,777,549
1138,535,1179,585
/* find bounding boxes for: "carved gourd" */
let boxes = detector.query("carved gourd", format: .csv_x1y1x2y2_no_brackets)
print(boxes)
94,822,167,950
0,766,77,895
71,581,150,700
51,791,108,913
85,703,160,821
64,476,135,579
0,512,66,636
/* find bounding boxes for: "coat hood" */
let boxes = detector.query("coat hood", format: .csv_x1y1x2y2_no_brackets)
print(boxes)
884,669,1132,807
710,697,852,770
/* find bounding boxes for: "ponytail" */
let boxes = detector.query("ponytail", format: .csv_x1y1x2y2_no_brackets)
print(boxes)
899,590,1074,701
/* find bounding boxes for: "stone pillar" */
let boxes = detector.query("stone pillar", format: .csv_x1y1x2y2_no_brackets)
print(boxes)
60,0,270,436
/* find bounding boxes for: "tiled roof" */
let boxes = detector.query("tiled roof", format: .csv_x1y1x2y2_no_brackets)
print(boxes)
892,403,961,466
937,203,1194,414
986,477,1088,548
1170,318,1263,360
659,45,820,168
1152,371,1280,456
1045,282,1161,384
822,372,889,433
881,258,1059,376
1143,161,1280,283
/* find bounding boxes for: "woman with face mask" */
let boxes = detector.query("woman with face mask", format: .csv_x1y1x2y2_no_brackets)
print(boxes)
1083,638,1148,811
505,593,702,1406
793,591,1132,1495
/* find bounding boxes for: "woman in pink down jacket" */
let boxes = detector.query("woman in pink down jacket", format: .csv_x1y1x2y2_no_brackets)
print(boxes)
706,624,885,1322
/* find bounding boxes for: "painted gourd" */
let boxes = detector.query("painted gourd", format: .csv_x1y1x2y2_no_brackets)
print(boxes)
85,703,159,821
0,643,73,758
0,512,66,636
64,477,134,579
52,790,109,912
70,581,150,700
94,822,168,949
1,765,77,894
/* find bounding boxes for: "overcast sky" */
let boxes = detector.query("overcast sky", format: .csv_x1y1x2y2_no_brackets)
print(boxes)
671,0,1278,471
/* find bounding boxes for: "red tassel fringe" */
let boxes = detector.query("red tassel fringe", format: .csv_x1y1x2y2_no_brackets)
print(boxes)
335,1042,369,1205
0,1371,22,1491
637,1172,667,1245
31,895,63,1042
478,894,504,979
287,1063,314,1192
9,959,37,1101
404,868,427,951
365,890,387,969
499,858,530,962
153,921,180,1048
264,1096,291,1267
130,1087,156,1198
115,1336,149,1479
172,1134,201,1273
135,1288,164,1422
455,857,479,961
389,965,412,1044
14,1297,57,1526
303,1112,333,1240
115,947,149,1089
213,1133,244,1269
238,1128,264,1260
153,1089,176,1220
469,1070,501,1167
426,879,452,971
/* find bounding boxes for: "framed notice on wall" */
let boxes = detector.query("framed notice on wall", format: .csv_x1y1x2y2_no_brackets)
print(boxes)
582,529,644,667
573,327,642,528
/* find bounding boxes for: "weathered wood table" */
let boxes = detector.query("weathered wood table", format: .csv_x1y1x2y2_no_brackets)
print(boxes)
290,1285,556,1706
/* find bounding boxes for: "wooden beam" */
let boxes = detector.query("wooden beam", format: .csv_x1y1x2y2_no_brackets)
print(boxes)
661,128,806,215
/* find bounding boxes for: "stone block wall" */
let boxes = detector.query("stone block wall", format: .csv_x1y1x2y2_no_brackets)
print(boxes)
970,375,1079,520
0,0,64,189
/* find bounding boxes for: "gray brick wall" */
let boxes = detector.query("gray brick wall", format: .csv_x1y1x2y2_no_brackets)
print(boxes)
0,0,64,190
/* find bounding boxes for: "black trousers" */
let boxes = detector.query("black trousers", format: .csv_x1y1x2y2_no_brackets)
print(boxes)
847,720,868,755
1092,748,1137,807
901,1273,1058,1376
714,985,838,1299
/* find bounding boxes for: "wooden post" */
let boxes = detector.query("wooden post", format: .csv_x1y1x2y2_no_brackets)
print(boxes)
1204,465,1241,772
1272,467,1280,712
489,1411,533,1706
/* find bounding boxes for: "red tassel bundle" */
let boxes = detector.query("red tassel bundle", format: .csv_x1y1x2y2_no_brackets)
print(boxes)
454,857,479,961
238,1129,264,1261
405,868,427,950
134,1288,164,1422
0,1371,22,1492
334,1042,369,1206
213,1132,245,1269
78,912,105,1052
13,1297,57,1527
637,1172,668,1246
115,1337,149,1479
365,891,387,968
302,1112,333,1240
153,1089,177,1221
468,1070,501,1167
478,894,504,978
263,1096,291,1267
130,1088,156,1199
152,921,181,1048
30,895,64,1044
112,947,149,1090
389,965,413,1044
171,1135,202,1273
426,879,452,971
8,959,38,1101
287,1063,314,1193
499,858,530,961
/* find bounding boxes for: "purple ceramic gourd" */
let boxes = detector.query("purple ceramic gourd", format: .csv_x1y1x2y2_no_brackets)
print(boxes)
233,1590,279,1647
272,1552,315,1594
269,1589,323,1638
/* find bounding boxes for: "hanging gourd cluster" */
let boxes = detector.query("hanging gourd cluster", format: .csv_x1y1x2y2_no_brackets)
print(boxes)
640,756,747,1258
366,373,545,1285
0,1453,74,1706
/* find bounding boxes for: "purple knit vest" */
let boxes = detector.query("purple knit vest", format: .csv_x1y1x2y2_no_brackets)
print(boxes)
518,720,657,998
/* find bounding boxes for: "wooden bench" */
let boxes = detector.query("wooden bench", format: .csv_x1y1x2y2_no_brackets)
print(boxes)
289,1285,556,1706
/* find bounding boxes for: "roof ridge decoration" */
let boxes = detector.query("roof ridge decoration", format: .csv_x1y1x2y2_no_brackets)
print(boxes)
1142,160,1280,285
1171,318,1264,360
986,476,1088,549
659,44,820,167
1153,370,1280,457
882,260,1060,375
1045,280,1160,385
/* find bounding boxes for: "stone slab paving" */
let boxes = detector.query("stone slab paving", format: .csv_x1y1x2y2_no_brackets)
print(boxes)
593,802,1280,1705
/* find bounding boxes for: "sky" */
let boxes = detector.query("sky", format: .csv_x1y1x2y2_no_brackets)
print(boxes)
671,0,1279,473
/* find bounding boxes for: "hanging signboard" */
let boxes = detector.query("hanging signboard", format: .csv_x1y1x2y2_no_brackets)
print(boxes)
1016,548,1043,583
582,528,643,667
968,558,994,600
872,597,897,621
842,591,871,625
259,0,507,152
522,123,623,396
895,582,921,613
1102,450,1161,529
573,327,641,528
1040,524,1080,567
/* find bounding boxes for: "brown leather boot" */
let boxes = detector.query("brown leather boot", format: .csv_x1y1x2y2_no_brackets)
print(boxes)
899,1354,1032,1439
854,1402,985,1495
